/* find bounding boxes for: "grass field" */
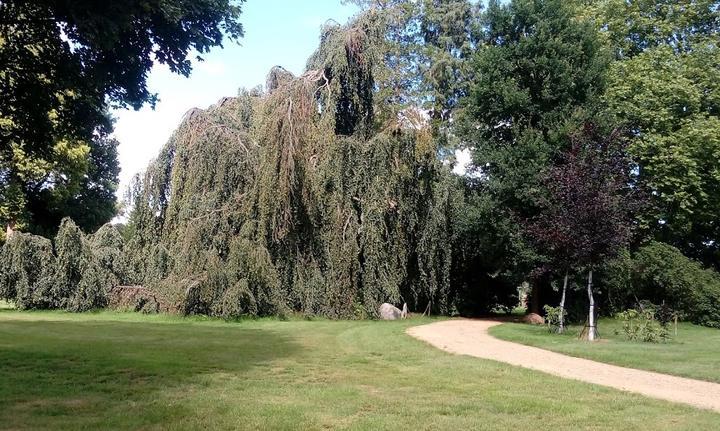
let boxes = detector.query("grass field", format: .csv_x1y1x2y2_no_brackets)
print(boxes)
490,318,720,383
1,310,719,430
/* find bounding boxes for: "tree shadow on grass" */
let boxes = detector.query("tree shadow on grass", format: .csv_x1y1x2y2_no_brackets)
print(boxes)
0,317,300,429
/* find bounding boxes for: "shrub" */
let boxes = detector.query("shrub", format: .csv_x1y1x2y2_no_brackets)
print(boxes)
67,259,109,312
543,304,567,333
214,279,257,319
0,218,128,312
604,242,720,328
87,224,129,285
53,218,86,308
615,303,671,343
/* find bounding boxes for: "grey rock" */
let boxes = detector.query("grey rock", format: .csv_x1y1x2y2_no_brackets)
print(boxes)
379,302,408,320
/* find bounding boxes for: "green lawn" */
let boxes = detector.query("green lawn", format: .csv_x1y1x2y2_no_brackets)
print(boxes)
1,311,718,430
490,318,720,383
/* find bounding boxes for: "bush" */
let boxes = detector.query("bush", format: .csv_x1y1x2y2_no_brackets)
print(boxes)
604,242,720,328
67,259,109,312
0,218,128,312
543,304,567,333
615,303,671,343
214,279,258,319
53,219,86,308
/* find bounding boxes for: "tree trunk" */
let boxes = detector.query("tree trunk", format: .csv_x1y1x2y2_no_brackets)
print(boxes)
5,220,15,239
587,269,596,341
558,271,568,334
529,282,541,315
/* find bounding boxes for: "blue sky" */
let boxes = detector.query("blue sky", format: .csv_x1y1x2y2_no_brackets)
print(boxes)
112,0,359,196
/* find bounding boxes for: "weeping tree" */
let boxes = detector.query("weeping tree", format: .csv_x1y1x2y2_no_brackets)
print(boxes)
125,12,461,319
0,218,126,311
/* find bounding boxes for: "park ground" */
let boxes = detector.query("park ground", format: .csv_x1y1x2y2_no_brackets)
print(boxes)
1,309,719,430
490,318,720,383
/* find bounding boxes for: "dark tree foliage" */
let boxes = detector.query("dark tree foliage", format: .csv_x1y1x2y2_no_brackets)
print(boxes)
62,136,122,233
463,0,608,231
603,242,720,328
466,0,607,150
525,124,642,272
450,185,519,315
124,13,465,319
0,0,243,237
26,135,121,237
0,0,244,110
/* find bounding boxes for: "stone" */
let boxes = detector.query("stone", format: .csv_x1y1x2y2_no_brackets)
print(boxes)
523,313,545,325
379,302,408,320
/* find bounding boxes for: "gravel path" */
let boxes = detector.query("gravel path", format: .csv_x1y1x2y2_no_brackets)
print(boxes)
407,319,720,413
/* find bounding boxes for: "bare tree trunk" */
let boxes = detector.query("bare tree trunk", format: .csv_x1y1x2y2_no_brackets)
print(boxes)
587,269,596,341
558,271,568,333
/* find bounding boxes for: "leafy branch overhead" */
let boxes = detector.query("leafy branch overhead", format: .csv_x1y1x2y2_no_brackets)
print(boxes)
0,0,245,237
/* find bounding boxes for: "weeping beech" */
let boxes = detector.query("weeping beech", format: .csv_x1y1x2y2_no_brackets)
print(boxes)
125,14,460,318
0,218,127,311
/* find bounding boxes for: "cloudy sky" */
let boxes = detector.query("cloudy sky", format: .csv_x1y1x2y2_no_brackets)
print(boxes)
111,1,471,198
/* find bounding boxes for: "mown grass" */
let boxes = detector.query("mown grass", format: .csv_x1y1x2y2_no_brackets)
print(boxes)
490,318,720,383
1,310,718,430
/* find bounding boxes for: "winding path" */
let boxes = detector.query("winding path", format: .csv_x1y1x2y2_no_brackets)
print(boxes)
407,319,720,413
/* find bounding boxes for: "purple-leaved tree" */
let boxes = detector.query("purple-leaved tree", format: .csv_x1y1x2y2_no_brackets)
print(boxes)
526,124,642,339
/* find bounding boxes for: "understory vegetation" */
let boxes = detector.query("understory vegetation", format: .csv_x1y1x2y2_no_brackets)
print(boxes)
1,311,719,430
1,0,719,328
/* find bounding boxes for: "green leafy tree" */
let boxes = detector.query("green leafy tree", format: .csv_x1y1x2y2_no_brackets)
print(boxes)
345,0,480,143
0,0,244,237
26,135,121,237
598,0,720,267
460,0,608,312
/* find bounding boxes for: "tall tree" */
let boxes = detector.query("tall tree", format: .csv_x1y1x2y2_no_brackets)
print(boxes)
460,0,608,312
0,0,244,238
598,0,720,267
345,0,480,143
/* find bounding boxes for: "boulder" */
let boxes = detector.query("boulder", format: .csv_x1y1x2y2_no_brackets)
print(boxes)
523,313,545,325
379,303,408,320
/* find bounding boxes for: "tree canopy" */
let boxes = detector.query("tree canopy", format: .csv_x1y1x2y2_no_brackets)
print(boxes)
598,0,720,267
0,0,244,238
3,0,720,329
120,13,463,318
